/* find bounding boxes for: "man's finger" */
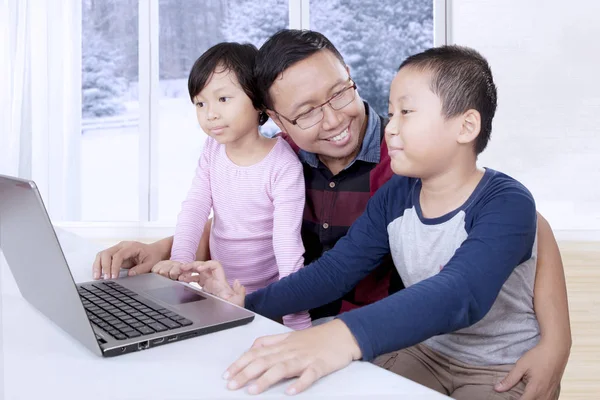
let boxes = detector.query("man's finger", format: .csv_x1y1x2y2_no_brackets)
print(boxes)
110,245,144,275
495,364,526,392
100,247,116,279
92,253,102,280
129,260,155,276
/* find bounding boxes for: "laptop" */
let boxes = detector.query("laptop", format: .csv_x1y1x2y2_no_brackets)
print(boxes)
0,174,255,357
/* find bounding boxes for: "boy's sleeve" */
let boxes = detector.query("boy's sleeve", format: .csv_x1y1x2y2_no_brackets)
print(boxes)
170,140,214,263
270,160,311,330
245,179,395,320
338,187,537,361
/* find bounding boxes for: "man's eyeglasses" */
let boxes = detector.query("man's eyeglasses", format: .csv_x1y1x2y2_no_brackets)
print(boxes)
274,79,357,130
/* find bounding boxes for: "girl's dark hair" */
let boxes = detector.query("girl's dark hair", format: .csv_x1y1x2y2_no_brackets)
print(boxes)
188,42,268,125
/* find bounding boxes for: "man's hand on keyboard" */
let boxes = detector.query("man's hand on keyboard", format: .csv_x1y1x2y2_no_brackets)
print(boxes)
92,241,164,280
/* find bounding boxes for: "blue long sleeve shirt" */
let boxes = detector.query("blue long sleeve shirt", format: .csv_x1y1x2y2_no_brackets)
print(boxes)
245,169,540,365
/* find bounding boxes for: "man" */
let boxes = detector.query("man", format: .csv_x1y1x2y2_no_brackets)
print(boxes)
93,30,570,398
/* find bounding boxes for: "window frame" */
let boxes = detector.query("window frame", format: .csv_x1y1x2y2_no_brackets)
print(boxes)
50,0,447,241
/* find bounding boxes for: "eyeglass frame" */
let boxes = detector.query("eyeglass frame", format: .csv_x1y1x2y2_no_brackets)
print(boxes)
271,78,357,130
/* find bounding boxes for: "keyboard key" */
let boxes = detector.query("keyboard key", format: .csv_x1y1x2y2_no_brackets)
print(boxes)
157,318,181,329
148,322,168,332
125,330,141,338
178,318,193,326
114,333,127,340
137,326,155,335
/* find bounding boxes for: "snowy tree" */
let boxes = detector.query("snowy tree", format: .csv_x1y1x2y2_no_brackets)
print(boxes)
82,34,126,118
82,0,128,118
222,0,287,48
159,0,227,79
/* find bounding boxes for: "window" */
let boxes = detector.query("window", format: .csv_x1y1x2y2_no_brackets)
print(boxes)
81,0,139,221
156,0,288,222
35,0,442,238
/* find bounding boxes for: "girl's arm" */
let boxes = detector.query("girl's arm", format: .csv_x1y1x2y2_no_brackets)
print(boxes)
170,139,214,263
271,160,312,330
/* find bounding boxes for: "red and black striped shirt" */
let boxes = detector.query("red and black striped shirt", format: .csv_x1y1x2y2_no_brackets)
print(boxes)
283,102,404,319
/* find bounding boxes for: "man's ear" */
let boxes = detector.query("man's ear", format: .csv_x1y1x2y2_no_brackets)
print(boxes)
457,109,481,145
266,110,286,132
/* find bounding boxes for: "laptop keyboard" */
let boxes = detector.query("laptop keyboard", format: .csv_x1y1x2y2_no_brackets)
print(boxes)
78,281,193,341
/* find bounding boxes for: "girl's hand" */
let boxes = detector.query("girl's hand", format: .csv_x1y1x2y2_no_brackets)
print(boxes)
179,261,246,308
151,260,185,280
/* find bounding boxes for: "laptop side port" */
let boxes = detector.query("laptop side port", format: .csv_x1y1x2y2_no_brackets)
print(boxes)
137,340,150,350
152,337,165,345
167,335,178,342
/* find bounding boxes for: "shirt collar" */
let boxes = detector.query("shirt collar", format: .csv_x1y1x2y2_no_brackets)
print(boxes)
298,101,382,169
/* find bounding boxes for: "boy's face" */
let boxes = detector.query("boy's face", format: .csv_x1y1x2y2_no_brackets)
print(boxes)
385,67,463,178
193,67,259,145
266,50,366,160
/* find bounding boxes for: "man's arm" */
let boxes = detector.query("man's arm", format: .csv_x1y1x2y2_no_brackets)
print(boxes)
533,212,572,349
494,212,572,398
244,180,394,319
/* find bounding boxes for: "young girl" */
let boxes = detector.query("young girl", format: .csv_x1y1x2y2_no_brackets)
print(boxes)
151,42,311,331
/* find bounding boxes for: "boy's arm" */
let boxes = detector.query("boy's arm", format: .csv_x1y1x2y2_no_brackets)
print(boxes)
495,212,571,397
271,161,311,330
245,180,393,319
170,140,214,263
338,188,537,360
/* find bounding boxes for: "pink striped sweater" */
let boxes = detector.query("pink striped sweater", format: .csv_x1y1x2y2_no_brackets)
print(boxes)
170,136,311,330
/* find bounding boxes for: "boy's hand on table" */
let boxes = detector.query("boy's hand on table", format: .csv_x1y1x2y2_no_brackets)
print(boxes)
223,319,362,396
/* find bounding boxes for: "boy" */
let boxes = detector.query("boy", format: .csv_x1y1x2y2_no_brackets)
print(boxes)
184,45,562,399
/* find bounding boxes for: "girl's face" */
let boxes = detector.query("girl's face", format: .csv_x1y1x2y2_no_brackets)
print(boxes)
193,67,260,145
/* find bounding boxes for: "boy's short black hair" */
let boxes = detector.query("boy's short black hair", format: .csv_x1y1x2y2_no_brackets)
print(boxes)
399,45,497,154
255,29,346,110
188,42,268,125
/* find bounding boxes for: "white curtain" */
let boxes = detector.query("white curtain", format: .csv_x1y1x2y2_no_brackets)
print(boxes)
0,0,32,178
1,0,81,220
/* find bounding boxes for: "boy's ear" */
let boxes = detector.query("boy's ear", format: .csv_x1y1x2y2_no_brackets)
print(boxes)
457,109,481,145
266,110,286,132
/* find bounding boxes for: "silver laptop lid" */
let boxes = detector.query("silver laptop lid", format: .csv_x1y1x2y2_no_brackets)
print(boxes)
0,174,102,356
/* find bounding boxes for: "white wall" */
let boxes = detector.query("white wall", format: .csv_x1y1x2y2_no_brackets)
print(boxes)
449,0,600,238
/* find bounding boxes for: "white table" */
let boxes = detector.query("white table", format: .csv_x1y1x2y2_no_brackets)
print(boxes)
1,229,450,399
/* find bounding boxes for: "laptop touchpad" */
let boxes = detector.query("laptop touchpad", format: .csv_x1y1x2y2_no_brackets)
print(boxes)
145,285,206,305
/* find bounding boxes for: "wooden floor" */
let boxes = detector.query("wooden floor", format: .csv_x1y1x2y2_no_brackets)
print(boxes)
559,241,600,400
